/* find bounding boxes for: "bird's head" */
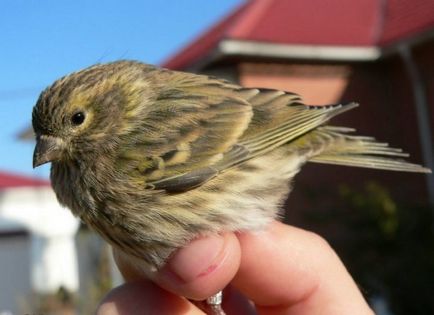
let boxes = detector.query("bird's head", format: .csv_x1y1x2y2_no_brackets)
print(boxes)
32,60,155,168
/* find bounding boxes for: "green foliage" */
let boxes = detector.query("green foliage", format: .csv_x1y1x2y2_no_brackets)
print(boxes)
23,287,76,315
301,181,434,315
339,182,399,239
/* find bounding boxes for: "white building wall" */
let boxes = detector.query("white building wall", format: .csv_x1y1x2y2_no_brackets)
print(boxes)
0,233,31,314
0,186,80,297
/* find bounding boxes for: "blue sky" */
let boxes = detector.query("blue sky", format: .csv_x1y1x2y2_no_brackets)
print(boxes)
0,0,242,178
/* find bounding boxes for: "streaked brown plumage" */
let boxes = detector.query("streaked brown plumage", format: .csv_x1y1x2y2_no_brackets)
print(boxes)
32,60,430,272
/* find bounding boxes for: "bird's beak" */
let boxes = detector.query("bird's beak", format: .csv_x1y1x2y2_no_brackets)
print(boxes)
33,135,64,168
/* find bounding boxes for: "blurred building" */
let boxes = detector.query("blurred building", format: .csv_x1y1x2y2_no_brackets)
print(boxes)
0,169,126,314
0,171,79,314
162,0,434,215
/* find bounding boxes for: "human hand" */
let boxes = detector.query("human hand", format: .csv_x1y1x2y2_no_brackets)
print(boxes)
96,221,374,315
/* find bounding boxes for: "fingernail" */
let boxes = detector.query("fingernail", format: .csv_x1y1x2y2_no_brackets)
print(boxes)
164,234,226,283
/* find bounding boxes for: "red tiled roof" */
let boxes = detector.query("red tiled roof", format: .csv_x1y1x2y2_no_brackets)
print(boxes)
380,0,434,45
162,0,434,70
228,0,379,46
0,171,50,189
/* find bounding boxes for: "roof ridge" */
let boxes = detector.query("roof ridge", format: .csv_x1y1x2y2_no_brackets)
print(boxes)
161,1,249,69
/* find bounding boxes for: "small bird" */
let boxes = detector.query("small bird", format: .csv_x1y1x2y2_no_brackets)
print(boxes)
32,60,429,314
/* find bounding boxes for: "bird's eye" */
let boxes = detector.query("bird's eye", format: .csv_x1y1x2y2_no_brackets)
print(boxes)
71,112,85,126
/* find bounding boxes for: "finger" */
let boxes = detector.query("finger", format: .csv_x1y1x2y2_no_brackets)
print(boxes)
96,280,205,315
113,242,254,315
233,221,374,315
156,232,241,301
114,232,241,301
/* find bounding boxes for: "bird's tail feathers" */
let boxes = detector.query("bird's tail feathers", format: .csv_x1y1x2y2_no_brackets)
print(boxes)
307,126,431,173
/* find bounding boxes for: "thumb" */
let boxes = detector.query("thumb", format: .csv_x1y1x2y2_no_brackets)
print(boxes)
114,232,241,301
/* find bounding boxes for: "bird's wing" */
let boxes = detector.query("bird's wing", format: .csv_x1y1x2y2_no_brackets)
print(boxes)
118,73,252,191
123,72,359,192
225,89,358,168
